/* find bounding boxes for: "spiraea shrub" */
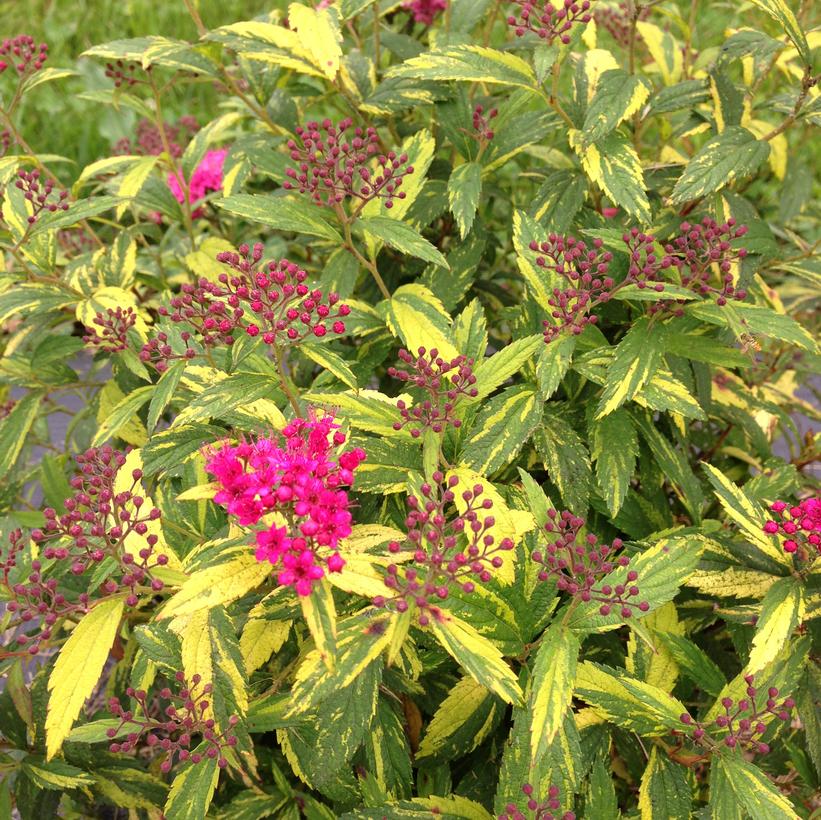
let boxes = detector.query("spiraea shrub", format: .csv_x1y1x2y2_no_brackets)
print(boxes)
0,1,819,817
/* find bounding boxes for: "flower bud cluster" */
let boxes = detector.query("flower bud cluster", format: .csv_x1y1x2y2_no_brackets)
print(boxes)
30,446,167,608
104,59,149,88
508,0,595,45
402,0,448,25
471,103,498,148
140,246,350,371
679,676,795,757
1,129,11,157
763,497,820,559
0,398,15,419
499,783,575,820
373,473,514,625
206,412,366,597
388,347,478,437
531,510,649,618
107,672,238,772
661,218,749,312
83,307,137,353
14,168,69,224
593,2,649,47
113,116,199,158
0,35,48,77
283,118,414,209
2,529,90,654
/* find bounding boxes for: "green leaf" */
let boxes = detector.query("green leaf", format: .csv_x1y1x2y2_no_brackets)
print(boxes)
536,335,576,398
0,284,75,324
670,126,770,204
596,317,662,418
164,754,220,820
147,360,186,432
535,407,592,515
386,45,537,89
748,0,811,64
20,757,94,790
461,385,543,475
429,613,523,706
747,578,805,674
586,757,619,820
710,754,799,820
0,392,42,479
384,283,458,360
301,344,358,389
91,385,154,447
638,747,692,820
471,335,543,401
574,662,689,736
29,196,120,236
364,700,413,798
300,578,338,671
589,408,637,517
569,128,650,223
358,216,448,268
530,623,579,765
447,162,482,239
582,70,650,146
216,195,342,241
416,676,502,761
656,632,727,698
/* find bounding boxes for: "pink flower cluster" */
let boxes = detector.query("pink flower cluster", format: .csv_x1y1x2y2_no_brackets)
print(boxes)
83,306,136,353
167,148,226,214
107,673,238,772
388,347,478,437
531,510,649,618
140,245,350,371
0,35,47,77
499,783,575,820
284,118,414,209
206,414,366,596
679,676,794,757
763,497,820,558
402,0,448,25
373,473,514,625
508,0,595,45
15,168,69,225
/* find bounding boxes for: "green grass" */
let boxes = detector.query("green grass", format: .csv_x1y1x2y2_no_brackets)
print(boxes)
0,0,274,169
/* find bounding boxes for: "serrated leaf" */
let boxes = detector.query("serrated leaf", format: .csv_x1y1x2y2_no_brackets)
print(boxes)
747,578,805,674
300,577,338,671
471,334,543,401
29,196,120,236
638,747,692,820
636,21,683,85
216,195,342,241
536,335,576,398
288,3,342,80
301,344,358,389
21,757,94,790
91,385,153,447
535,407,592,515
582,70,650,146
358,216,448,268
384,283,458,360
710,754,799,820
448,162,482,239
670,127,770,204
748,0,811,64
0,392,43,479
656,632,727,698
46,597,125,759
589,408,637,517
164,754,220,820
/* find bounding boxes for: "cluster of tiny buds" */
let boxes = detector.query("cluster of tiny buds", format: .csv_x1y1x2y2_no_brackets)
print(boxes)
107,672,238,772
662,218,748,311
388,347,478,437
508,0,595,44
0,35,48,77
83,307,137,353
104,59,150,88
0,398,15,419
2,529,90,654
14,168,69,224
679,676,795,756
471,103,498,145
532,510,648,618
283,118,414,209
593,2,649,47
763,497,820,559
499,784,575,820
30,446,166,608
1,129,11,157
373,473,514,625
113,116,199,158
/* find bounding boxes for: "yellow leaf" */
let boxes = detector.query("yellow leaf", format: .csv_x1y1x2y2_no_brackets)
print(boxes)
747,119,787,179
75,285,147,334
96,382,147,447
288,3,342,80
583,49,619,101
46,596,125,759
172,610,213,716
747,580,805,674
241,618,291,674
637,21,683,85
159,552,271,619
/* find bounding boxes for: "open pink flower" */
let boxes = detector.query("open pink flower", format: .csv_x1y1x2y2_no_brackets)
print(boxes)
167,148,226,215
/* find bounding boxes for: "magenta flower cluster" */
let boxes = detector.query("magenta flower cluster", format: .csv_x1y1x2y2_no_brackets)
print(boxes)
14,168,69,224
283,118,414,209
471,103,498,145
0,35,48,77
499,783,575,820
679,676,795,757
373,472,514,625
206,413,366,596
107,673,238,772
763,497,820,558
388,347,478,437
531,510,649,617
508,0,595,45
167,148,226,213
140,245,350,371
83,307,137,353
2,529,90,655
31,446,167,607
402,0,448,26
